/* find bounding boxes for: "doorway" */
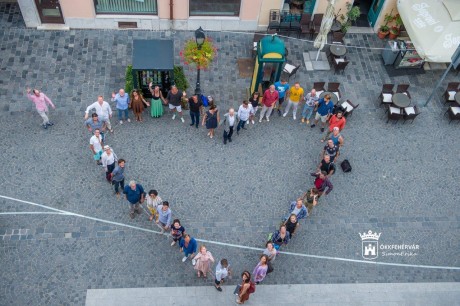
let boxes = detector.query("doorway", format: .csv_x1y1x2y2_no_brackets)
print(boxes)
34,0,64,24
353,0,372,27
367,0,385,27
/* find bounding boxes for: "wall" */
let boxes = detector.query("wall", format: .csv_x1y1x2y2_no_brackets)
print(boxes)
373,0,397,32
258,0,283,29
60,0,95,18
314,0,354,17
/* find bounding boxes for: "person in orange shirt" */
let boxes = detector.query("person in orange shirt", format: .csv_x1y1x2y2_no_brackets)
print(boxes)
321,111,346,142
283,82,304,120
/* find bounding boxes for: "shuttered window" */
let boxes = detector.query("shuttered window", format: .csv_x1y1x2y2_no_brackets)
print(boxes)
94,0,157,14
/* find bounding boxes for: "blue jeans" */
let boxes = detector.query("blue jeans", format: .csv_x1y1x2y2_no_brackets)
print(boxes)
190,111,200,127
117,108,129,120
237,119,247,131
302,105,314,120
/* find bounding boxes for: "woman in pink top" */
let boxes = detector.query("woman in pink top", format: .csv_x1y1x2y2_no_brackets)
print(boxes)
192,245,215,278
26,88,55,129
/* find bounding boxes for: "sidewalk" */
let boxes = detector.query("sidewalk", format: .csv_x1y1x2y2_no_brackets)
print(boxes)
86,282,460,306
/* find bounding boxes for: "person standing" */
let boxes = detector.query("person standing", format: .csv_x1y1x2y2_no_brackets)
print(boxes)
236,101,253,135
188,94,203,128
193,245,215,278
111,159,126,199
283,82,304,120
259,85,279,122
146,190,162,221
318,154,336,177
165,85,185,122
222,108,238,145
311,171,333,196
323,139,340,163
179,234,197,262
284,214,299,237
263,242,276,274
148,83,165,118
123,180,145,219
130,89,149,122
170,219,185,247
252,255,269,284
85,95,113,133
285,198,308,221
236,271,254,304
89,129,104,165
155,201,172,233
302,188,319,215
330,127,344,148
274,79,290,116
301,89,318,124
248,92,260,124
202,104,219,139
85,113,107,141
311,94,334,132
101,145,118,182
214,259,231,292
321,111,346,142
26,88,55,129
270,225,290,250
111,89,130,124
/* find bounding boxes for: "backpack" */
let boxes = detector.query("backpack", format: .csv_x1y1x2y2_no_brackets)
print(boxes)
200,94,209,107
341,159,352,172
248,282,256,293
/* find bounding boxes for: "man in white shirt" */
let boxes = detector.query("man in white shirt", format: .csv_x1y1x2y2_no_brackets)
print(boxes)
221,108,238,145
236,100,253,135
101,145,118,181
89,129,104,165
214,259,231,292
85,95,113,132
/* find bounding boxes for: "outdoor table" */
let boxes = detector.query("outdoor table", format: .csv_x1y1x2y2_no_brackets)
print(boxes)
392,93,411,108
319,91,339,104
455,91,460,106
329,44,347,57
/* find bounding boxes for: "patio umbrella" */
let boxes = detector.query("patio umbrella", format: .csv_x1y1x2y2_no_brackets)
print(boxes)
313,0,336,61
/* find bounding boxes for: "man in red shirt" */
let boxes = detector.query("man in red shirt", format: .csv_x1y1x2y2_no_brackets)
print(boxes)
258,85,279,123
321,111,346,142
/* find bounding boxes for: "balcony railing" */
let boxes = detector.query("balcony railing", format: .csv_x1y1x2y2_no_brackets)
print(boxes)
94,0,157,15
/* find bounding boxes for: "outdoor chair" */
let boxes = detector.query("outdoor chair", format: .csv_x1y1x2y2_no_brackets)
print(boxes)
396,84,411,99
327,82,341,100
299,13,313,38
443,82,459,104
252,33,264,58
278,12,291,33
267,10,280,32
313,82,326,95
312,14,323,38
332,32,345,44
379,84,394,107
289,14,302,37
283,63,301,81
341,99,359,118
386,105,403,123
444,106,460,123
403,105,420,123
332,57,349,75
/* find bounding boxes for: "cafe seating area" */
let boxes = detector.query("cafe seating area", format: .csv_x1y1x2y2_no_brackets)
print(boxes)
312,81,359,118
443,82,460,123
378,83,421,124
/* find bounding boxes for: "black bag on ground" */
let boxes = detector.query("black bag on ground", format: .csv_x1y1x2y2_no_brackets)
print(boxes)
341,159,352,172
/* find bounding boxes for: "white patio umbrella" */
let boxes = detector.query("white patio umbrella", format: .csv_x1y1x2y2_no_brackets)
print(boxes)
313,0,336,61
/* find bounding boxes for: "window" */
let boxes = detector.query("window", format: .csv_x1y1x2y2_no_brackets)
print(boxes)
94,0,157,15
190,0,241,17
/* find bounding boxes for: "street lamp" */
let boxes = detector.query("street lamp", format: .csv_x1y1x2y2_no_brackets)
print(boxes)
194,26,205,95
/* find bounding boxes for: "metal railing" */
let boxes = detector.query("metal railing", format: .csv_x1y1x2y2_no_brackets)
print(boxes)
94,0,157,15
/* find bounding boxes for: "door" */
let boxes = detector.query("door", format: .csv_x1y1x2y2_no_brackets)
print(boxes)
368,0,385,27
34,0,64,24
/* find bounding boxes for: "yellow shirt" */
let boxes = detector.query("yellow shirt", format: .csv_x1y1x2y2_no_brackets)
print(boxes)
288,87,304,103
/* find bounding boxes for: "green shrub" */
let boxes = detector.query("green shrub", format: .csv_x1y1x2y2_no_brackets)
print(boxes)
125,64,133,93
173,66,189,92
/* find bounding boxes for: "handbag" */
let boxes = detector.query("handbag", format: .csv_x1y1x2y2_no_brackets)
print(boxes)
93,150,102,160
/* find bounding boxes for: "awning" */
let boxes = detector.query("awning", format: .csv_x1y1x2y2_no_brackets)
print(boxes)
397,0,460,63
132,40,174,70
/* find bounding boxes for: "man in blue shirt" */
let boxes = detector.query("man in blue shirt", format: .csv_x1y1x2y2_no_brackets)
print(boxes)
123,180,145,219
111,88,130,125
274,79,290,116
311,94,334,132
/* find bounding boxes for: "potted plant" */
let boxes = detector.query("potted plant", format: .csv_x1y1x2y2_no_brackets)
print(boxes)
389,26,399,39
339,2,361,34
378,12,394,39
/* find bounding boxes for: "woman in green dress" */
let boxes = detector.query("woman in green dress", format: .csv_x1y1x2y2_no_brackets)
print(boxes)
148,82,165,118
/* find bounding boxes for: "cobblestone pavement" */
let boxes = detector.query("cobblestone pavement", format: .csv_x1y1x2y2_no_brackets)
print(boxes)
0,3,459,305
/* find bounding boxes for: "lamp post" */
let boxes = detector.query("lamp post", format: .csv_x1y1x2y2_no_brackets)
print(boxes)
194,26,205,95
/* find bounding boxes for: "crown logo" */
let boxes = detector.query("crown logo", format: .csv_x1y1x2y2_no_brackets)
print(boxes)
359,230,381,241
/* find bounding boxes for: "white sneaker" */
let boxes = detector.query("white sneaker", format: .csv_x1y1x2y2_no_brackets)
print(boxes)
282,113,287,117
180,117,185,123
259,119,262,123
251,120,255,125
127,118,131,123
172,114,176,120
182,256,188,262
266,117,270,122
192,259,196,266
119,120,123,125
171,241,176,246
293,115,296,120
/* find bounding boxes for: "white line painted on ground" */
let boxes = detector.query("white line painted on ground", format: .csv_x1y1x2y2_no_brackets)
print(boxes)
0,212,68,215
1,194,459,270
